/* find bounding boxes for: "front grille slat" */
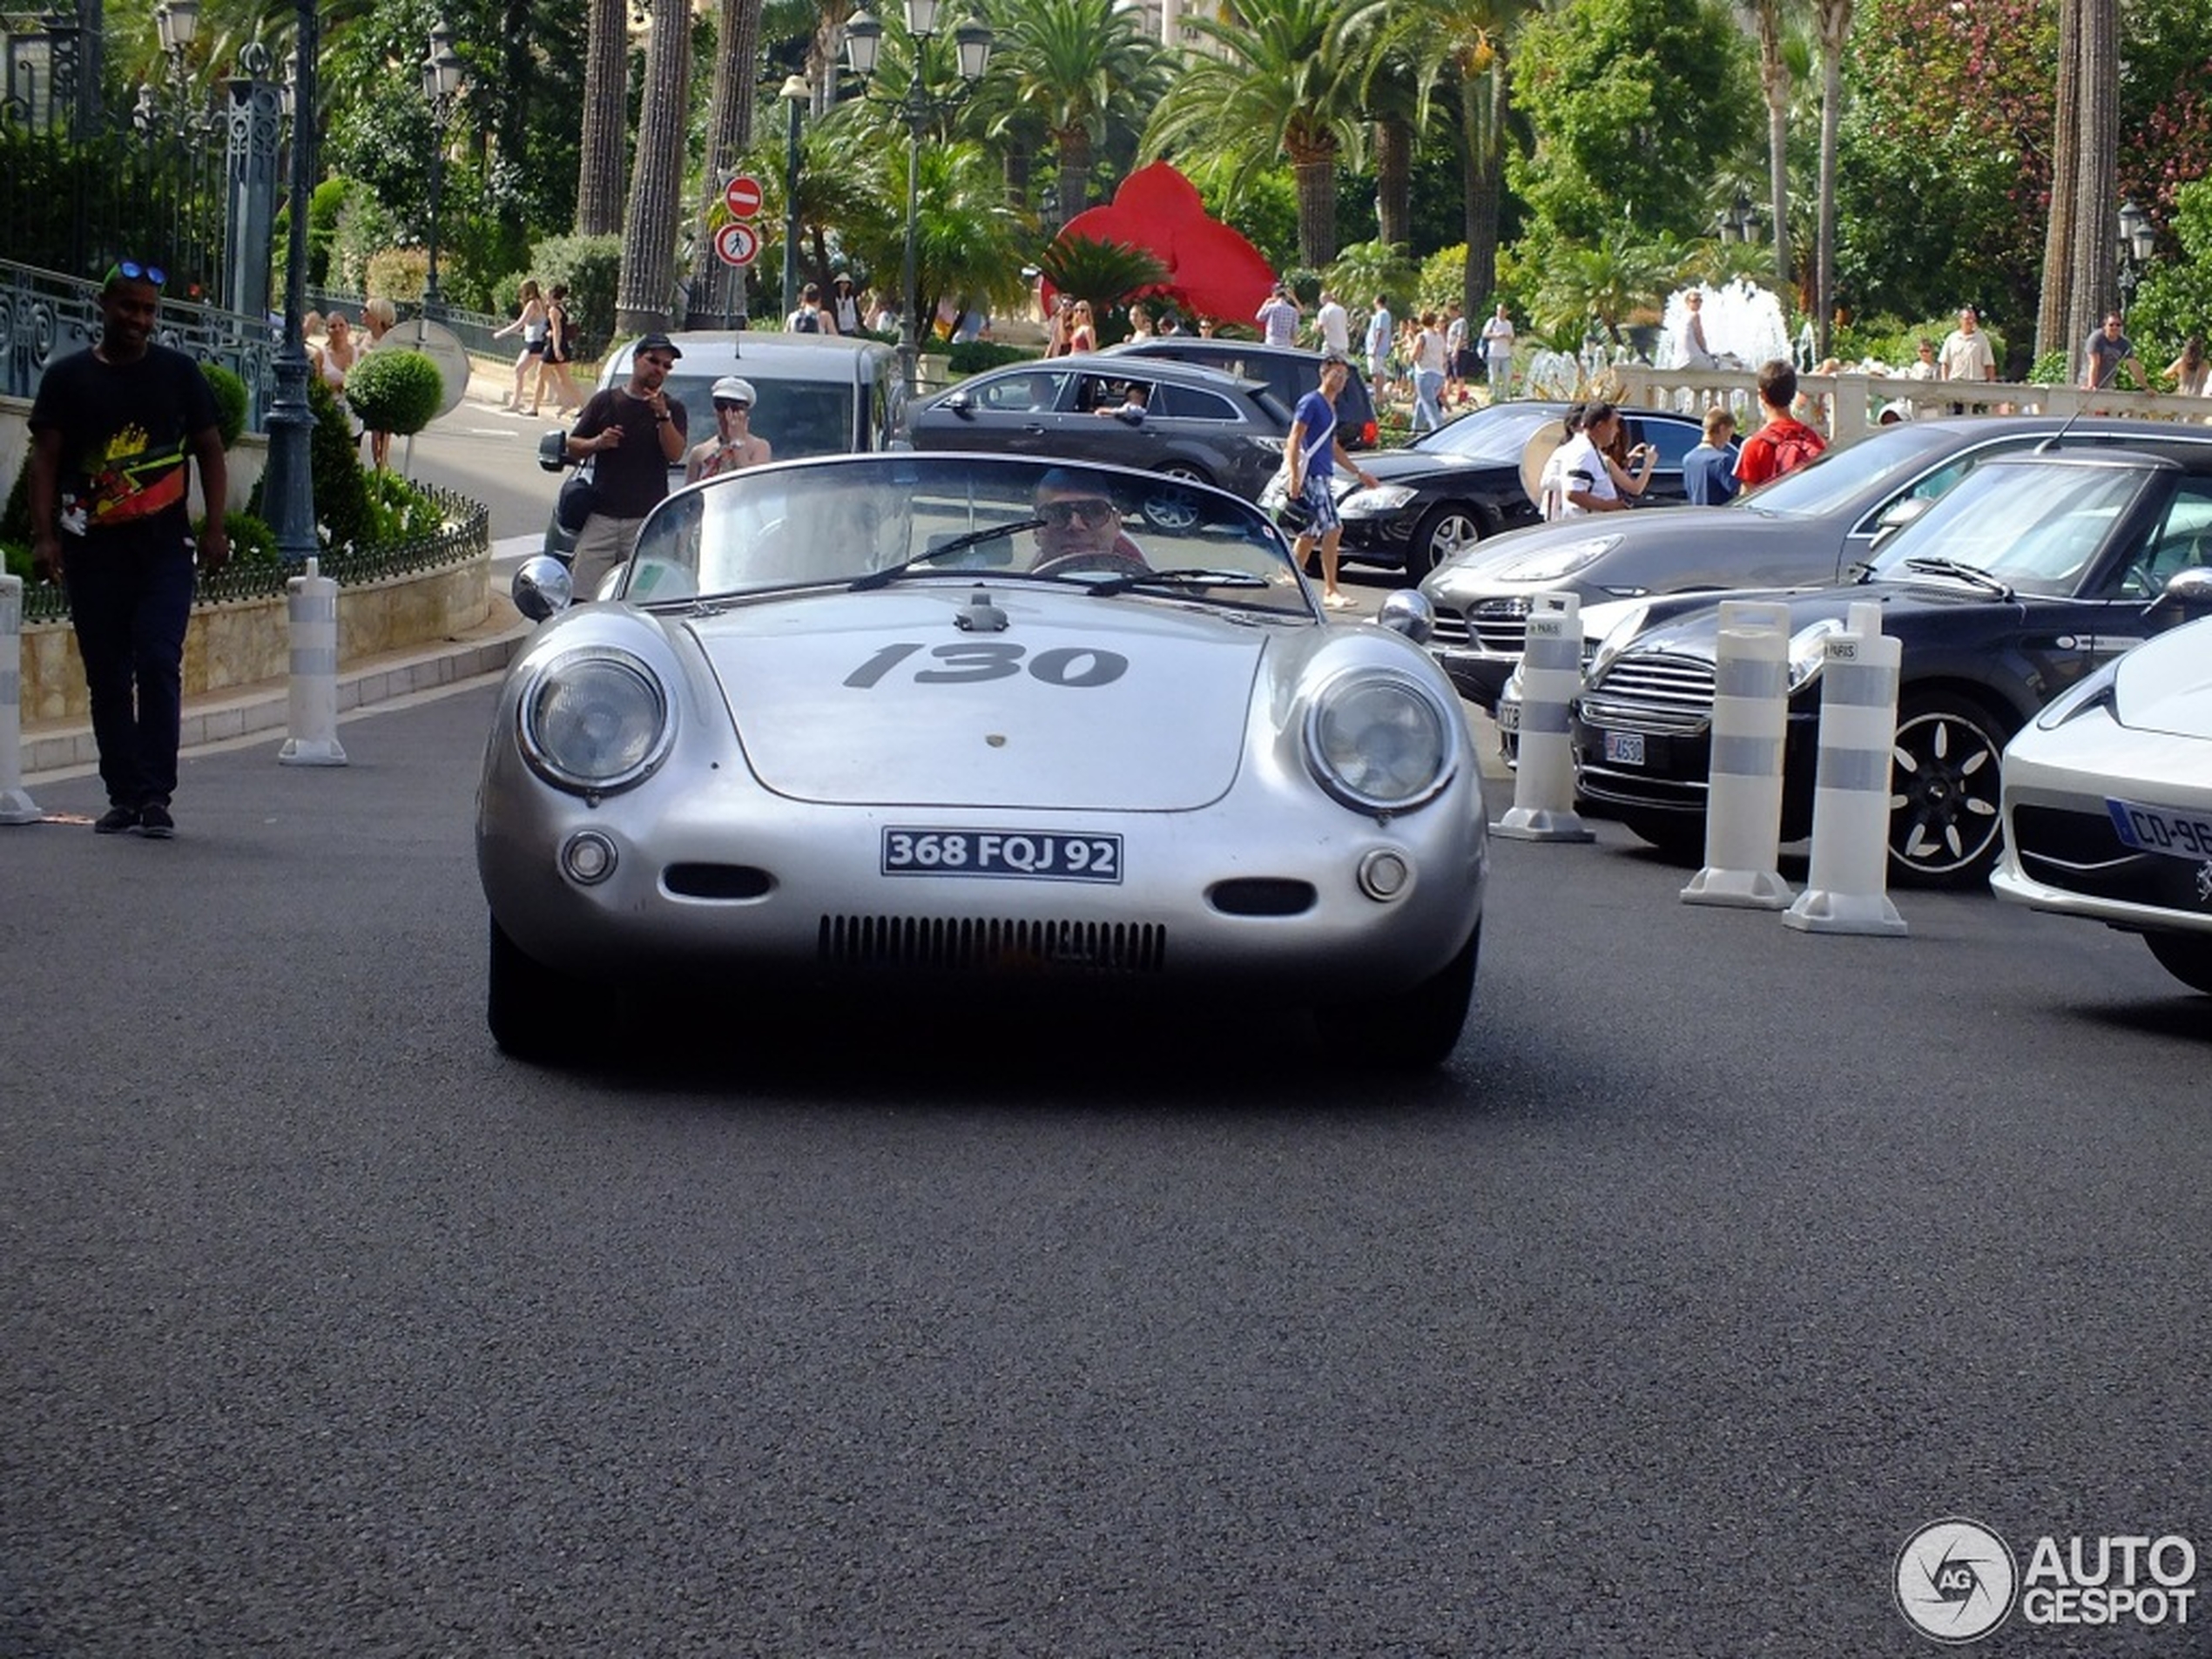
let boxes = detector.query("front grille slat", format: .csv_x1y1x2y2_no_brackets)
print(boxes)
1581,650,1717,735
819,914,1168,976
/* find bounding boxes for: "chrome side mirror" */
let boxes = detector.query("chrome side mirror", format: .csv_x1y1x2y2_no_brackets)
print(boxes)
1376,589,1435,644
2164,566,2212,606
512,555,574,621
1869,493,1933,549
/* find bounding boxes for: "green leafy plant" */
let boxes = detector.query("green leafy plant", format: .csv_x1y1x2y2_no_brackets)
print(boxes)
202,364,250,448
218,510,281,567
528,234,624,361
1038,233,1170,313
345,352,445,440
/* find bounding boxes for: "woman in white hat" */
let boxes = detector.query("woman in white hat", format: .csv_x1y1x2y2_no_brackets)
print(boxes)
685,376,772,482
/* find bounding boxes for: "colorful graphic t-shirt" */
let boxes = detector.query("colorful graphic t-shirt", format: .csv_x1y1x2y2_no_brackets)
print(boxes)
30,345,218,550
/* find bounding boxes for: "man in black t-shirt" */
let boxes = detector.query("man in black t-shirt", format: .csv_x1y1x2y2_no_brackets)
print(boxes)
29,260,228,837
564,333,690,598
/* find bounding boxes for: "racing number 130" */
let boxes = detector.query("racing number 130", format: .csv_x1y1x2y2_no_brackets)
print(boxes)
843,642,1130,690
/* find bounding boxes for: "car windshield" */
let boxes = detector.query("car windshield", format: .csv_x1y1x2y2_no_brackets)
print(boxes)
623,453,1312,614
661,371,857,459
1406,405,1562,462
1731,422,1966,517
1862,458,2158,593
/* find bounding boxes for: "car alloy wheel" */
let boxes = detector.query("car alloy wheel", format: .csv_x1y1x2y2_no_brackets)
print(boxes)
1143,462,1212,530
1887,693,2007,887
1410,504,1485,580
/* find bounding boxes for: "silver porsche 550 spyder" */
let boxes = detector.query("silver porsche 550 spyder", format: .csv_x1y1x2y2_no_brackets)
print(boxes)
475,453,1488,1065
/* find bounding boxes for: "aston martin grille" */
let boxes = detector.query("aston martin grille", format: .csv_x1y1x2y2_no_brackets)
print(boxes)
819,914,1169,975
1580,651,1717,735
1469,597,1534,655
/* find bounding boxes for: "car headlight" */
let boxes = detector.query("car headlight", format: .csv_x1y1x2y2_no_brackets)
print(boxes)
1339,483,1419,516
518,648,674,794
2035,659,2119,730
1786,618,1844,690
1487,533,1620,583
1584,604,1651,685
1305,670,1456,813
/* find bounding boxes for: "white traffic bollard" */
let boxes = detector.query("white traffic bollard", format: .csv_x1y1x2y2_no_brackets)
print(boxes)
1494,590,1594,843
1683,599,1794,909
278,557,347,767
0,575,44,824
1785,602,1907,936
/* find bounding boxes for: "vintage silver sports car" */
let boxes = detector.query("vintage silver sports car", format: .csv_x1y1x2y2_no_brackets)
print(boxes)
476,453,1489,1065
1991,603,2212,995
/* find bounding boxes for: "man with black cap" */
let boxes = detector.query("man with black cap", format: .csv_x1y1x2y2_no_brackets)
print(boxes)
564,331,689,597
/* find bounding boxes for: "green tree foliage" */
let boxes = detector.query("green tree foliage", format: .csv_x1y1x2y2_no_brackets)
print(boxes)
1507,0,1756,246
202,365,251,448
1037,235,1170,314
982,0,1169,223
344,352,446,438
2127,179,2212,364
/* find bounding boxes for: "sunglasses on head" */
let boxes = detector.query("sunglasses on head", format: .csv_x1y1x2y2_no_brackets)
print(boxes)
105,260,166,287
1037,498,1117,529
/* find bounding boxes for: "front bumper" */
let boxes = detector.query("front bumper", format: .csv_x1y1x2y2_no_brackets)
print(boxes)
1568,701,1820,838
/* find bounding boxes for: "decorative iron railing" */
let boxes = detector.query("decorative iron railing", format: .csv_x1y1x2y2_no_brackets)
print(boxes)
19,488,490,624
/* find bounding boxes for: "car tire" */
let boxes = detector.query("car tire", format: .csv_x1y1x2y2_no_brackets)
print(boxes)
1142,462,1212,530
1406,502,1487,582
1351,925,1480,1068
1888,691,2009,888
1620,811,1705,862
488,916,595,1062
2144,931,2212,995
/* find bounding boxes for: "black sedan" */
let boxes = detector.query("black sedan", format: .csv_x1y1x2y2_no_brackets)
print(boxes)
1103,337,1380,448
1426,415,2212,712
907,353,1290,504
1567,440,2212,886
1332,401,1711,584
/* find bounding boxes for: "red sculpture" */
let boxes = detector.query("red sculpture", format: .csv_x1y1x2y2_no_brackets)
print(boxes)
1043,163,1279,326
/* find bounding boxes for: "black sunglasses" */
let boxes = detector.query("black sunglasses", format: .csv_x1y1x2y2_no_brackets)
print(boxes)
104,260,166,287
713,399,752,412
1037,498,1117,529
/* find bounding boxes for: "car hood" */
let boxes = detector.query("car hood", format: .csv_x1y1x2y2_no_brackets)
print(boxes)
2114,618,2212,738
1363,448,1517,486
1609,582,2016,662
684,585,1268,810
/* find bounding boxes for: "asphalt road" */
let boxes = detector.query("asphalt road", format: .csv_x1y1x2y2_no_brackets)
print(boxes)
4,667,2208,1656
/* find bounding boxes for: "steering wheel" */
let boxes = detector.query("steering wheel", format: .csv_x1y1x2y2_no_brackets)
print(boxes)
1030,547,1152,580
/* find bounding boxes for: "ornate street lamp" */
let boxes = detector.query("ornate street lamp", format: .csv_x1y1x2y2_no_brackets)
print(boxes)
262,1,321,564
845,0,992,385
779,73,809,323
2116,199,2156,312
420,21,467,317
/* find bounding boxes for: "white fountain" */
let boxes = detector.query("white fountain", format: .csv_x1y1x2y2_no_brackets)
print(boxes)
1658,280,1794,374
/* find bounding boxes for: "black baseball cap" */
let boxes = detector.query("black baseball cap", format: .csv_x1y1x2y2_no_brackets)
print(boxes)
633,333,683,361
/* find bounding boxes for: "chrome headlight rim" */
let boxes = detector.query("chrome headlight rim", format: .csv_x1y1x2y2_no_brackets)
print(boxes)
516,645,677,796
1303,666,1460,815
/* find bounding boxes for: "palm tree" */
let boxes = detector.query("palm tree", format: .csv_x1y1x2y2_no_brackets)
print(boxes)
2038,0,2120,371
1741,0,1795,292
1812,0,1850,356
614,0,690,332
984,0,1167,225
1143,0,1370,267
577,0,627,234
689,0,766,327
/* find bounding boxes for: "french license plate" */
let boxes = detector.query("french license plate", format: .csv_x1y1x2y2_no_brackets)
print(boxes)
881,827,1123,883
1496,698,1521,735
1602,729,1646,766
2105,798,2212,861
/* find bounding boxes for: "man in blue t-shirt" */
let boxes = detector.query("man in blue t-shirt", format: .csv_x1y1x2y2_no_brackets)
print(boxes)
1284,352,1379,610
1682,407,1740,505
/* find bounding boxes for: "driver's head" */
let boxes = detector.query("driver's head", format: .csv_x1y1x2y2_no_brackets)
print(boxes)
1033,469,1122,562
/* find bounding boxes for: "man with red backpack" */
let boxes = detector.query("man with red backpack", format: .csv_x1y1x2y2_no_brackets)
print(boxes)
1734,358,1826,490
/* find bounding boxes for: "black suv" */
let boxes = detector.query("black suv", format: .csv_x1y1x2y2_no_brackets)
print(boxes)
1103,338,1379,449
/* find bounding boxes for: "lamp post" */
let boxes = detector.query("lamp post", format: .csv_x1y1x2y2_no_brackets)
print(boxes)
419,21,466,318
2116,199,2155,313
779,73,808,324
844,0,992,386
1723,187,1757,244
262,0,320,565
154,0,198,104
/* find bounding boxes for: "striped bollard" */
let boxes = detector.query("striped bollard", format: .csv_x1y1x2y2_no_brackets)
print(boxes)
278,557,347,767
1494,591,1594,843
1785,603,1907,936
1683,599,1794,909
0,576,44,824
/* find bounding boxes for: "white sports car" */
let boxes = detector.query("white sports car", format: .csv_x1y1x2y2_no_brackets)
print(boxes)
476,453,1489,1063
1992,590,2212,994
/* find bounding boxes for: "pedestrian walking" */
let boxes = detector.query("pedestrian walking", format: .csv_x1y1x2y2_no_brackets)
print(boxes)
1285,352,1380,610
27,259,229,837
492,279,550,410
1480,304,1515,399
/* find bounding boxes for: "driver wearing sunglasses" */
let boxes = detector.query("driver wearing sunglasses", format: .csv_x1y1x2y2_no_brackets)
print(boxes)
1029,469,1150,577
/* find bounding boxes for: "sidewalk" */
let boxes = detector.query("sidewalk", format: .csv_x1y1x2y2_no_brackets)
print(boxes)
21,535,542,784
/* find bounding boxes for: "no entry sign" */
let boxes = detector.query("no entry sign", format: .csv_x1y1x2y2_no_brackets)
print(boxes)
713,220,762,268
723,174,765,219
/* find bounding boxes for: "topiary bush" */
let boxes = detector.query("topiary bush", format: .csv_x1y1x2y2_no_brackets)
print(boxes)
345,350,445,440
250,377,370,552
202,363,250,448
216,509,280,566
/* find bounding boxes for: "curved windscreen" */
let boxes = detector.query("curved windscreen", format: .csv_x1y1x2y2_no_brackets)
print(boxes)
624,453,1313,615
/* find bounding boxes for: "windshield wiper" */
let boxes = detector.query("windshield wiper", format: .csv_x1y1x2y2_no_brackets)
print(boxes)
849,518,1046,590
1082,568,1274,596
1899,555,2013,598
